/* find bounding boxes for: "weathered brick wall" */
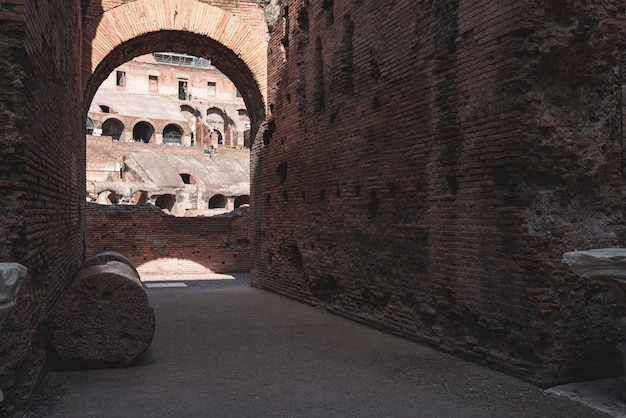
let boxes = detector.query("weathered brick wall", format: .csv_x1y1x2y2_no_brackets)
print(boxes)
254,0,626,385
86,204,250,274
0,0,84,413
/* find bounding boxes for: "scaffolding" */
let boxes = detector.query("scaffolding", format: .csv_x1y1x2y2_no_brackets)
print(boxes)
153,52,215,69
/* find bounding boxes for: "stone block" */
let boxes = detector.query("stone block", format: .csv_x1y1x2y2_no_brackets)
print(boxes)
49,260,155,364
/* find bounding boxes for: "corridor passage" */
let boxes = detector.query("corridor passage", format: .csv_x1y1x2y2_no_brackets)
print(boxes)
19,275,610,417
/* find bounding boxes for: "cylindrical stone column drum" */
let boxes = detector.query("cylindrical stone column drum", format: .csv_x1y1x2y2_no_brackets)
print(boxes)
49,256,155,364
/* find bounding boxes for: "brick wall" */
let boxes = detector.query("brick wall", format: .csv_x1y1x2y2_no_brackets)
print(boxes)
253,0,626,386
0,0,84,413
86,203,250,274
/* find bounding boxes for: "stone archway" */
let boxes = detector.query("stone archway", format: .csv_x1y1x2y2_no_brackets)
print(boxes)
82,0,268,135
101,118,124,140
133,121,154,143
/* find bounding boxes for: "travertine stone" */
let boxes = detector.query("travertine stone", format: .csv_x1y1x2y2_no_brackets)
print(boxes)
0,263,27,328
49,261,155,364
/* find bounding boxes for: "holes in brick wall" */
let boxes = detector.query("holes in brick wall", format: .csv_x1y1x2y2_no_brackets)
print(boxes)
368,190,378,218
283,243,303,268
369,51,381,82
355,185,361,197
314,37,325,114
309,274,338,303
388,183,396,197
447,175,459,195
494,166,510,190
338,15,355,96
329,110,339,124
263,119,276,146
301,191,306,201
283,190,289,201
297,6,309,31
282,5,290,47
527,171,564,187
322,0,334,23
320,190,326,201
266,193,271,203
372,97,381,110
336,188,341,197
276,161,288,184
286,93,291,103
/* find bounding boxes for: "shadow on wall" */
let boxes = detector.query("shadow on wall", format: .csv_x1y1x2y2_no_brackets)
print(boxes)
85,203,250,274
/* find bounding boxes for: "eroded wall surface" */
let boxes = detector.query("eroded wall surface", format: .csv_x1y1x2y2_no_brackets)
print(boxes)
253,0,626,385
0,0,84,412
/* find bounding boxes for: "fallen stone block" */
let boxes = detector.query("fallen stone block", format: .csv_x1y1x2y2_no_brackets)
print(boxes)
49,260,155,364
81,251,139,277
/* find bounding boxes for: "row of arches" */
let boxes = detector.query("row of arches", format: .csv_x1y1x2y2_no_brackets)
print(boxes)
96,190,250,212
88,117,185,144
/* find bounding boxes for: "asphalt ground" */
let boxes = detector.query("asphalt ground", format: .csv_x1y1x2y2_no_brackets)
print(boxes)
13,273,617,417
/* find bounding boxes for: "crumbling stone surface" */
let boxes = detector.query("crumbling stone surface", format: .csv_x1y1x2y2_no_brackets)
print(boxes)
49,261,155,364
81,251,139,277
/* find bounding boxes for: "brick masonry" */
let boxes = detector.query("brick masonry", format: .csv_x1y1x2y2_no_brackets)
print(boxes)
0,0,84,413
86,203,250,274
0,0,625,413
252,0,626,386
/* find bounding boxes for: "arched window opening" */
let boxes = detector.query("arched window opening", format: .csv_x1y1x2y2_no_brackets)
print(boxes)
155,194,176,212
131,190,148,204
97,190,118,205
179,172,196,185
102,118,124,140
163,124,182,145
234,195,250,208
86,117,94,135
133,122,154,143
206,108,225,132
237,109,249,121
209,194,227,209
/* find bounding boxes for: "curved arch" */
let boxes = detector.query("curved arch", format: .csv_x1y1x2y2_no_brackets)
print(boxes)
83,0,267,133
131,190,148,205
209,194,227,209
163,124,183,144
133,121,155,143
97,190,118,205
101,118,124,140
234,195,250,209
86,117,94,135
155,194,176,212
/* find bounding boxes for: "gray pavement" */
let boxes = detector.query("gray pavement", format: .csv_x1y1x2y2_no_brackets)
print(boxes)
14,273,619,417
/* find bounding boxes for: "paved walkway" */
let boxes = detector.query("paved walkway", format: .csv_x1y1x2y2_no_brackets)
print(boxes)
14,274,620,417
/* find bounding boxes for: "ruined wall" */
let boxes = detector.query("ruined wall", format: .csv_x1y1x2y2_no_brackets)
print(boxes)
254,0,626,385
0,0,84,413
86,204,250,274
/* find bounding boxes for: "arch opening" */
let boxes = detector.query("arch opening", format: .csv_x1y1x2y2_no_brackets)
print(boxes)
209,194,228,209
234,195,250,209
84,29,266,139
155,194,177,212
163,124,183,145
101,118,124,140
133,121,155,143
